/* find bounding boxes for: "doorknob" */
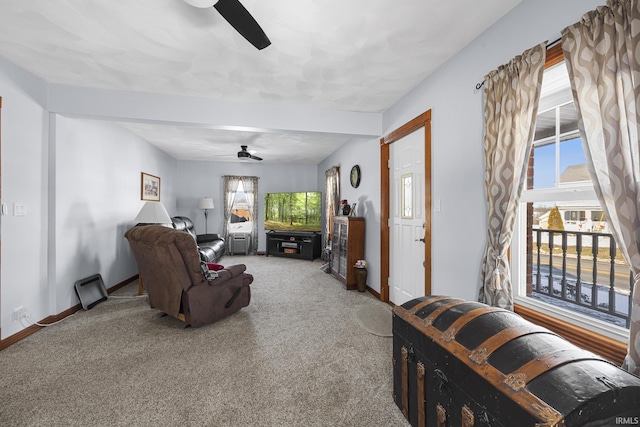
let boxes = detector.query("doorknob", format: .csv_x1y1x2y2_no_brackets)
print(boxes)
415,238,425,243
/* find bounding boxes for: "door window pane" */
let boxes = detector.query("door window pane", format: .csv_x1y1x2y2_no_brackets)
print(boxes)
401,173,413,219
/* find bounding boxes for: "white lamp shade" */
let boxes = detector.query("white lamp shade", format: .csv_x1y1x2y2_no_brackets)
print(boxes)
183,0,218,8
133,201,172,224
198,197,215,210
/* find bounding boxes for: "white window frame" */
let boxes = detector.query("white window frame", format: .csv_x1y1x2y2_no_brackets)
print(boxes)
228,180,253,233
512,211,629,343
511,67,629,344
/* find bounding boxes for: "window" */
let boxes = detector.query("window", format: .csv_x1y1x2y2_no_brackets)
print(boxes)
223,175,258,255
564,211,585,222
512,51,631,342
228,180,252,233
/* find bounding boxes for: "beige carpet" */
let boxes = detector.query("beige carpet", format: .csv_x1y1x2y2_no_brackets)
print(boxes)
354,305,393,337
0,255,409,427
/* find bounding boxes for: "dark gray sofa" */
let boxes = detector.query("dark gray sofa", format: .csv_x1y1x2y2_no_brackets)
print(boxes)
172,216,226,263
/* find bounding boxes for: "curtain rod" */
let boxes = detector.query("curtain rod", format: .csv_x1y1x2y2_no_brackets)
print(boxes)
474,38,562,91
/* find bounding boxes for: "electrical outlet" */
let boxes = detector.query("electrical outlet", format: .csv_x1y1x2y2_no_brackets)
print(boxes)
12,306,27,321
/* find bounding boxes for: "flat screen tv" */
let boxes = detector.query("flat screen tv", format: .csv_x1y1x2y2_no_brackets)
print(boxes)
264,191,322,232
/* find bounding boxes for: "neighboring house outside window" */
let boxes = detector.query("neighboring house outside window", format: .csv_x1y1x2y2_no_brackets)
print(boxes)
223,175,258,255
229,180,252,234
512,57,631,343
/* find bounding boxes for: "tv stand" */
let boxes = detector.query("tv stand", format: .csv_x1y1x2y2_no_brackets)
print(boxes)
265,231,321,261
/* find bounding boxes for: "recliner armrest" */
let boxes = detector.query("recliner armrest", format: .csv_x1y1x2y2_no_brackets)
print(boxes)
206,264,253,287
212,264,246,283
197,233,223,243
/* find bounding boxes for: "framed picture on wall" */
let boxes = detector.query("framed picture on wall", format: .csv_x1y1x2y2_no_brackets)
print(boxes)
141,172,160,201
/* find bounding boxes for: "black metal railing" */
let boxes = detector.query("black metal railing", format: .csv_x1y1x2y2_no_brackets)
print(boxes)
531,228,631,328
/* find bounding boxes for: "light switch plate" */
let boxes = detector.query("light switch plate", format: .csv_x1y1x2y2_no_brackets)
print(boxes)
14,204,26,216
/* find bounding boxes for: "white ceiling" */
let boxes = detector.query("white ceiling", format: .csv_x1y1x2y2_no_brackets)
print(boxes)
0,0,521,162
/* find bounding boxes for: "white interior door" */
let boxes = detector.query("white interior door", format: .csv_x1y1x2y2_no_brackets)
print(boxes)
389,128,425,305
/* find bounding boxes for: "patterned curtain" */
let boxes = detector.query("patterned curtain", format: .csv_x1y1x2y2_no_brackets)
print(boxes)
240,176,259,254
478,43,546,310
222,176,241,251
324,166,340,251
562,0,640,375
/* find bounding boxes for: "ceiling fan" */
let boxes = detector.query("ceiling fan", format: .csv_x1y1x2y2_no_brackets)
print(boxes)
237,145,263,161
183,0,271,50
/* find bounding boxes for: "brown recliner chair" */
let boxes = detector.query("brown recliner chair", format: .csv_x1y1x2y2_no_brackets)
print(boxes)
125,225,253,327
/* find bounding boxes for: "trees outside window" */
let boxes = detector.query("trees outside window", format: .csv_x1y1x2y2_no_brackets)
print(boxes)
229,180,252,233
513,55,631,336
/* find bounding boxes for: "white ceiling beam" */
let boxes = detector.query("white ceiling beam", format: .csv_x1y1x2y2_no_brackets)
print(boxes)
46,83,382,138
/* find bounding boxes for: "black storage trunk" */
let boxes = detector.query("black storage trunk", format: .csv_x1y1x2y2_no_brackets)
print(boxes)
392,295,640,427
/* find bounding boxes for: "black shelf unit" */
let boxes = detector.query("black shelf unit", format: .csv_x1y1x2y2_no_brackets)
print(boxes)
265,231,321,261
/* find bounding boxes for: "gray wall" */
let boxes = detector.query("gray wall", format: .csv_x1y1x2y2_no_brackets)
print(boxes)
0,89,178,338
379,0,603,301
318,137,380,291
0,57,50,337
54,116,176,313
314,1,603,301
176,160,319,252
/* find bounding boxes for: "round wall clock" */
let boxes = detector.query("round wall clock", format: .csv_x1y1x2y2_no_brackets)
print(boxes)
350,165,361,188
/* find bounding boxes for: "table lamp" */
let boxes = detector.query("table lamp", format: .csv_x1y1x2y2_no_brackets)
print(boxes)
133,201,171,225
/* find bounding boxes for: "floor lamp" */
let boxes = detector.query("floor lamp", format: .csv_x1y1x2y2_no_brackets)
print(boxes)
198,197,214,233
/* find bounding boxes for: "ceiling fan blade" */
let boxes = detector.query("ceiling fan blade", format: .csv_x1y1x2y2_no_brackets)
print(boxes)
213,0,271,50
249,153,263,161
183,0,217,8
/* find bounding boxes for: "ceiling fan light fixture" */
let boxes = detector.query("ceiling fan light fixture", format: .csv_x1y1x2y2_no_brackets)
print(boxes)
238,145,263,161
183,0,218,8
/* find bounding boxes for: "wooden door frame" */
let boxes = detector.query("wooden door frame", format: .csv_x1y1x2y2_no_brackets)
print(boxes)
380,110,432,302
